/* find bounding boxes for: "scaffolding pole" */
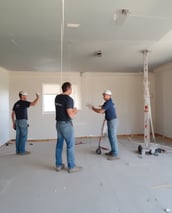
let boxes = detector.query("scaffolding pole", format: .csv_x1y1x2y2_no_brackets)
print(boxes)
138,50,172,156
138,50,157,156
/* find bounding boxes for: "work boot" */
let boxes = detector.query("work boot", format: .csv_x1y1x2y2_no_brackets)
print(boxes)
56,164,65,172
68,166,83,173
107,155,120,160
20,151,31,155
105,150,113,156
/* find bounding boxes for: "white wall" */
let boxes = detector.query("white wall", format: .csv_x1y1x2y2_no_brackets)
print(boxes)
82,72,155,136
0,68,10,145
154,64,172,138
9,71,155,140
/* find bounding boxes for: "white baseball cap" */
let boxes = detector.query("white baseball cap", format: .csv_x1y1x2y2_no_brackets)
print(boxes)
19,91,28,96
103,90,112,96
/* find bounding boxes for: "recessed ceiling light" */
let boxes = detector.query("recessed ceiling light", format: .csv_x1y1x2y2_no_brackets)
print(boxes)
113,9,130,22
67,23,80,28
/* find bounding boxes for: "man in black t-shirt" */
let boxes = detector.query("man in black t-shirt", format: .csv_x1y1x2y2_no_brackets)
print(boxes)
11,91,39,155
55,82,82,173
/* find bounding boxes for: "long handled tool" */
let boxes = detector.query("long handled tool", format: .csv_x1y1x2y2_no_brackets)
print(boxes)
96,119,109,154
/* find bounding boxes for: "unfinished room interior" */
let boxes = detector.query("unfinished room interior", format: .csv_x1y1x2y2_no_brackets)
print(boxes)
1,0,172,212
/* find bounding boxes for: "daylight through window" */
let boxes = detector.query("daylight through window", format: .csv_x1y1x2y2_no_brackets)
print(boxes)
42,83,81,113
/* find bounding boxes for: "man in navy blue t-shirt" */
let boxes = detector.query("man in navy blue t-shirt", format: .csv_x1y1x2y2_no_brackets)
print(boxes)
11,91,39,155
89,90,119,160
55,82,82,173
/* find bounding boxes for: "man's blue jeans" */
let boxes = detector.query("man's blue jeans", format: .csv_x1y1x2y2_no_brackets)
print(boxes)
107,118,119,156
56,121,76,169
15,119,28,154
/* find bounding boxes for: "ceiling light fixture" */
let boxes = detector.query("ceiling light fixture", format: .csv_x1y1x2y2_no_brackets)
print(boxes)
113,8,130,22
121,9,130,16
67,23,80,28
95,50,102,57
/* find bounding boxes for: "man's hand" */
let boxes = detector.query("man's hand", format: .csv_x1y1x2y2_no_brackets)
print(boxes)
36,92,40,98
13,123,16,130
86,104,93,110
73,107,78,114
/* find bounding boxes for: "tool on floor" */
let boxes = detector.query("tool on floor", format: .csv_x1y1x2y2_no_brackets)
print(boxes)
96,119,109,155
75,141,86,145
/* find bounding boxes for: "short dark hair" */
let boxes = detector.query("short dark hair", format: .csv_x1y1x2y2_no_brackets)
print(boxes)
62,82,71,92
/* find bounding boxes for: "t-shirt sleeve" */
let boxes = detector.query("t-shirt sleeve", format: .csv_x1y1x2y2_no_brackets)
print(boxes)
66,97,74,109
24,101,31,108
102,102,109,111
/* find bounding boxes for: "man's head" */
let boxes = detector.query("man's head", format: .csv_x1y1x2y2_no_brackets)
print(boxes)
62,82,72,95
19,91,28,100
102,90,112,101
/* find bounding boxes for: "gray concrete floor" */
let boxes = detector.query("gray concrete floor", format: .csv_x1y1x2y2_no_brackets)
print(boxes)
0,137,172,213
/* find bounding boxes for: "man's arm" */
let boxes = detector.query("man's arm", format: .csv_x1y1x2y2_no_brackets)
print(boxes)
30,93,40,106
92,106,105,114
11,111,16,129
67,108,78,119
87,103,105,114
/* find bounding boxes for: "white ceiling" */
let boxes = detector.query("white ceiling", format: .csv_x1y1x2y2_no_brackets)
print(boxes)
1,0,172,72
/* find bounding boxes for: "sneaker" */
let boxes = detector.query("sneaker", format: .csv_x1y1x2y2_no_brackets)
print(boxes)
105,151,113,156
20,151,31,155
68,166,83,173
56,164,65,172
107,155,120,160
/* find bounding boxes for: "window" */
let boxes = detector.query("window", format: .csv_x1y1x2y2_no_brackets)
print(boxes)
42,84,60,113
42,83,81,113
71,84,81,110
